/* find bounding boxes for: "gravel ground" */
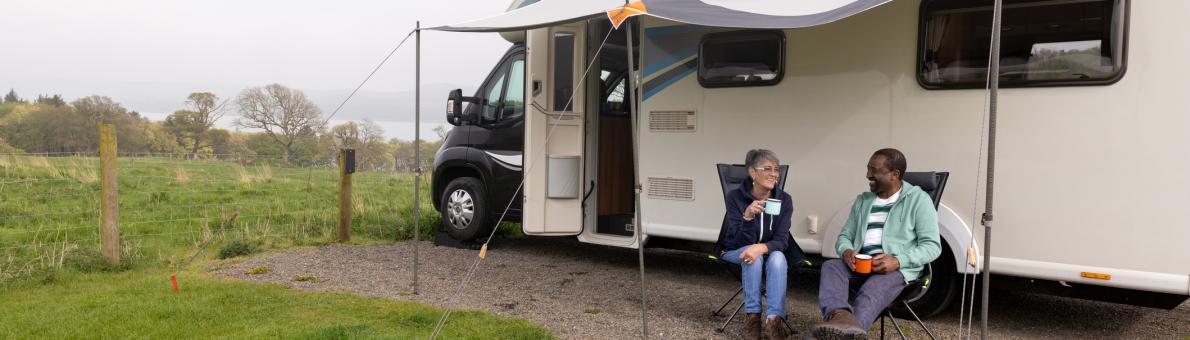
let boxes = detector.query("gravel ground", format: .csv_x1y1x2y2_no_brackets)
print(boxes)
216,238,1190,339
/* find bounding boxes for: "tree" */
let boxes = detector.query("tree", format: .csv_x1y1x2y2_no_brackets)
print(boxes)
234,84,323,164
70,96,152,153
35,94,65,107
330,120,391,171
4,89,23,103
164,92,228,157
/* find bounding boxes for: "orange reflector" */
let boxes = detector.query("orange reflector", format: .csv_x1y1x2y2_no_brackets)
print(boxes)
1080,272,1111,280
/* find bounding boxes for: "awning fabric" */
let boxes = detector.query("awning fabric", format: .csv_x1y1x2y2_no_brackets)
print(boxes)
430,0,891,32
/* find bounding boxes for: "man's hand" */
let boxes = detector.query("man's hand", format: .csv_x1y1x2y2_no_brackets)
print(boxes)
842,249,857,271
872,254,900,273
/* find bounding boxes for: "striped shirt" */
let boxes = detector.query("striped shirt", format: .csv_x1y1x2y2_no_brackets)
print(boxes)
860,189,900,256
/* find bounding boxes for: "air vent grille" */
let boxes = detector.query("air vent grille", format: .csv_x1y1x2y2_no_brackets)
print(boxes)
648,110,696,132
647,177,695,201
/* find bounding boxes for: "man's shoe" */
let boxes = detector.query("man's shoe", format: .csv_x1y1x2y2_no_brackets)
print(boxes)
763,316,788,340
744,313,763,340
808,309,867,340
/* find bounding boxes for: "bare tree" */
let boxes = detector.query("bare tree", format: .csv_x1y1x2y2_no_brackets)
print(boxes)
234,84,323,164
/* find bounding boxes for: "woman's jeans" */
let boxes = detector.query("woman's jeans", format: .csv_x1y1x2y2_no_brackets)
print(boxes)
722,246,788,318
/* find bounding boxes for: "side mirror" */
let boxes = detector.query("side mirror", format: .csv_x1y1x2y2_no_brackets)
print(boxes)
447,89,464,126
446,89,481,126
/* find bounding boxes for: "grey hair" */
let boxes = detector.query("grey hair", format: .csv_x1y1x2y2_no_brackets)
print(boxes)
745,149,780,169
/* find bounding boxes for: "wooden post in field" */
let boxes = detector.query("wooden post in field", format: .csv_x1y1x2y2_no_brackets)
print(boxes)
98,124,120,266
338,149,355,242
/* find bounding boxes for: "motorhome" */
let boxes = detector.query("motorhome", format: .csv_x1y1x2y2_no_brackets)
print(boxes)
431,0,1189,316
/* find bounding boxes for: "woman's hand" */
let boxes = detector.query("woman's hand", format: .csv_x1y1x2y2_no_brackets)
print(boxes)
738,243,769,264
743,200,766,220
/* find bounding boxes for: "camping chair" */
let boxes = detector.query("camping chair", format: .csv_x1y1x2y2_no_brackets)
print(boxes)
858,171,948,340
709,163,808,333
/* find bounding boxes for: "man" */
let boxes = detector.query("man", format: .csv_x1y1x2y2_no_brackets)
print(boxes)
809,148,941,339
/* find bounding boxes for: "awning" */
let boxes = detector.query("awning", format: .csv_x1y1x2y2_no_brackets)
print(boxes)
430,0,891,32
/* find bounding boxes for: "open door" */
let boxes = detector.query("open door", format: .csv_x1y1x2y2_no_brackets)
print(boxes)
522,22,586,235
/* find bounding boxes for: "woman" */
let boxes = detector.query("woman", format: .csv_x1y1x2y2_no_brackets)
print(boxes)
720,149,794,340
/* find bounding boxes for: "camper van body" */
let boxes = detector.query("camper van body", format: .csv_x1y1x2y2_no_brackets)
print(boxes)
433,0,1190,312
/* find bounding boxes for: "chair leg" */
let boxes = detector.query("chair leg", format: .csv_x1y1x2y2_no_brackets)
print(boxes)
880,314,886,340
901,301,938,340
713,287,743,316
781,315,797,335
717,300,745,333
886,311,908,340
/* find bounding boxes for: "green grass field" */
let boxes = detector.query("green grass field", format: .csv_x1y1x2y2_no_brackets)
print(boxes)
1,153,439,282
0,268,551,339
0,153,551,338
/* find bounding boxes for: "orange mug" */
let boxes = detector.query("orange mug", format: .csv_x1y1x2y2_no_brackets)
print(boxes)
854,254,873,274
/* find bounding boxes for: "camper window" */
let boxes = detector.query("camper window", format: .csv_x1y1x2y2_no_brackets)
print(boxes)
553,32,576,111
698,30,785,88
918,0,1128,89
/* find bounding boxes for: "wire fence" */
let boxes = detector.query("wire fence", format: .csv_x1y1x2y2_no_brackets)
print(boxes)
0,151,436,282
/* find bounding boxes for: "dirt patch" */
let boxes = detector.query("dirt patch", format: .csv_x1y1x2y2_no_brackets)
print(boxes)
216,238,1190,339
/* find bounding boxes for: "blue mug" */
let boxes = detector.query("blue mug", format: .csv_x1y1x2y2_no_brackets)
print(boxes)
764,198,781,215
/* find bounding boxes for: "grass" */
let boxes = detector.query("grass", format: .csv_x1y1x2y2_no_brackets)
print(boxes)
0,154,440,283
0,154,553,338
0,269,552,339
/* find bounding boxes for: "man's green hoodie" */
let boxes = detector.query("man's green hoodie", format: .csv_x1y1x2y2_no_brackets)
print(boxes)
835,180,941,282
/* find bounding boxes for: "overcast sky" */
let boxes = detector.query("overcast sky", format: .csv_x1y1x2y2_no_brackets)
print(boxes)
0,0,517,139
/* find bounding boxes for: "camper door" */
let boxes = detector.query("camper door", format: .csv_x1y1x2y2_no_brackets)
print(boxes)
522,23,587,235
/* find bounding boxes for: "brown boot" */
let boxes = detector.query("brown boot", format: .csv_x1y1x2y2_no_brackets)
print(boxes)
808,309,866,340
743,313,763,340
763,316,788,340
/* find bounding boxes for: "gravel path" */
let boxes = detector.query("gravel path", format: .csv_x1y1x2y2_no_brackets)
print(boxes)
216,238,1190,339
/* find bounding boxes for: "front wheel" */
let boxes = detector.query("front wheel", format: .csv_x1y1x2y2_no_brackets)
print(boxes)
440,177,492,242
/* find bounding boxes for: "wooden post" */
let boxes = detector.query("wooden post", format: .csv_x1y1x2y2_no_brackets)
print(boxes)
98,124,120,266
338,149,352,242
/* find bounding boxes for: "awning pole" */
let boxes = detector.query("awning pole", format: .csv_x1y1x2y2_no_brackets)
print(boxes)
413,20,422,295
624,17,649,339
980,0,1003,338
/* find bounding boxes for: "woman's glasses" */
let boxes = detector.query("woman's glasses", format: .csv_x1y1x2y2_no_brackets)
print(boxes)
753,166,780,175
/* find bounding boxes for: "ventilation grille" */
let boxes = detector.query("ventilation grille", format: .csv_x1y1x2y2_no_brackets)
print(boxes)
648,110,697,132
647,177,695,201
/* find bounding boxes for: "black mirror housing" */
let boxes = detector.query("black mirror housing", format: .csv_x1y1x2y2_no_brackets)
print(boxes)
447,89,464,126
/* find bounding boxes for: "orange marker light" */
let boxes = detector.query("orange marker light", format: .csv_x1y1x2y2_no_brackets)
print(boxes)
1080,272,1111,280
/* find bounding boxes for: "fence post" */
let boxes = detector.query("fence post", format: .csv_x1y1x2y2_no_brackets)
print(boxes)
338,149,354,242
98,124,120,266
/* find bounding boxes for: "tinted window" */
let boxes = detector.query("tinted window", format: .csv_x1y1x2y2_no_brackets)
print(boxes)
699,30,785,87
553,32,575,111
502,58,525,121
919,0,1127,89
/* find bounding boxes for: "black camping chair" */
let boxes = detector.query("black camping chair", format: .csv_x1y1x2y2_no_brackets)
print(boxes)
709,163,808,333
858,171,948,340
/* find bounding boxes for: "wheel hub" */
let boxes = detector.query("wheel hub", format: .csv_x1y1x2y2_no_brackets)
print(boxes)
446,189,474,230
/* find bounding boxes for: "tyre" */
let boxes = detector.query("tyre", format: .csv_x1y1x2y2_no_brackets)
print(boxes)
892,241,959,319
440,177,491,241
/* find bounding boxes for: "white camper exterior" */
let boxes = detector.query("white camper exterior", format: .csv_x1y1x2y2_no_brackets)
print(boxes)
443,0,1189,311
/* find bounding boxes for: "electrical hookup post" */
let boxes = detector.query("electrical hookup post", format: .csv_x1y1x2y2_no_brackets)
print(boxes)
339,149,356,242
